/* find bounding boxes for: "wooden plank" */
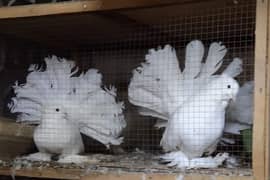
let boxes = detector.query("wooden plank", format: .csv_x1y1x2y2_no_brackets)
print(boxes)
0,118,34,160
0,117,33,138
0,136,34,161
0,0,196,19
0,167,82,180
119,0,228,25
0,0,253,48
0,167,254,180
253,0,269,180
265,0,270,179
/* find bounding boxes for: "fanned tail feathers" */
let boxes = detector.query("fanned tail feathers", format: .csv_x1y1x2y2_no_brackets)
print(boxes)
128,45,182,119
9,55,126,147
67,69,126,146
9,55,76,124
128,40,236,124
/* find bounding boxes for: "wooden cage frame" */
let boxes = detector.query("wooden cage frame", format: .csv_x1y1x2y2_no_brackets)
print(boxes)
0,0,268,179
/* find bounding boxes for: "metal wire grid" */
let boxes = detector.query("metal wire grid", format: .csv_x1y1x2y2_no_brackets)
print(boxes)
70,1,255,167
1,0,256,169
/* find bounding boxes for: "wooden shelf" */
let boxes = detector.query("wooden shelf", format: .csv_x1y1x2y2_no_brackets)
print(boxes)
0,0,192,19
0,166,254,180
0,149,254,179
0,118,34,161
0,0,244,48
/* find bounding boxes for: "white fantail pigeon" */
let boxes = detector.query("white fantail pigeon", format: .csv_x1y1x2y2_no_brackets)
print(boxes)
8,55,126,163
128,40,241,168
160,74,239,168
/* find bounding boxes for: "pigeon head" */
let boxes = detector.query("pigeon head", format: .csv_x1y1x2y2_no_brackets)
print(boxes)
41,103,68,122
220,75,239,102
205,74,239,104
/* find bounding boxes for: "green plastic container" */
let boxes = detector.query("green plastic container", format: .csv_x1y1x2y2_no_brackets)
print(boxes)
240,128,252,153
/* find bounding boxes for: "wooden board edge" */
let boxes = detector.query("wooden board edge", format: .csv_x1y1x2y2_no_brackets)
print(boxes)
0,167,254,180
0,0,195,20
253,0,268,180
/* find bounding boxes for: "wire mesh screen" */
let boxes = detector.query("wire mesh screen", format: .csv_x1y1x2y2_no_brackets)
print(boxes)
1,0,255,171
71,1,255,168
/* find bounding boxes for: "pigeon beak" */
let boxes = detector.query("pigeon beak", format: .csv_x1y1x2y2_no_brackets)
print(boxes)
64,113,68,119
226,94,236,103
231,95,237,102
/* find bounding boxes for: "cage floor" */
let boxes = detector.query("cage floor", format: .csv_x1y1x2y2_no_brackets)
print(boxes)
0,152,252,179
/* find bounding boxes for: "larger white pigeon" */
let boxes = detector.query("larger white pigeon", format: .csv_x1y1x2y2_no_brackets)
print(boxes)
160,74,239,168
8,55,126,163
128,40,241,168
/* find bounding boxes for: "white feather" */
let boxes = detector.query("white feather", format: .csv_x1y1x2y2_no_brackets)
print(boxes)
223,122,251,135
199,42,227,78
223,58,243,78
128,44,182,118
182,40,204,79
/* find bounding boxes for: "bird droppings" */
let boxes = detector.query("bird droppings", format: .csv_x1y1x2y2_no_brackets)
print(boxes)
0,153,252,177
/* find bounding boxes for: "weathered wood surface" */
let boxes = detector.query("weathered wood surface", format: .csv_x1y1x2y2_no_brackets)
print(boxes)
0,153,253,180
0,118,34,160
253,0,270,180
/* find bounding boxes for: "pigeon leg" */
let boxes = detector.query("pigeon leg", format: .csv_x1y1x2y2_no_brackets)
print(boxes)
189,152,229,169
20,152,52,162
110,145,126,154
160,151,190,168
161,152,228,169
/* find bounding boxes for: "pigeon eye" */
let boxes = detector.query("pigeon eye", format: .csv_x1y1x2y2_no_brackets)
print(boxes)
227,85,231,89
55,108,60,112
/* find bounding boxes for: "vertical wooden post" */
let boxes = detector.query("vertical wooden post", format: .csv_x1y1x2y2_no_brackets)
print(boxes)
254,0,269,180
265,1,270,179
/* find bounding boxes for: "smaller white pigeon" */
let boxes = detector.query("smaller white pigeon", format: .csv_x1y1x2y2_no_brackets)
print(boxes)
9,55,126,163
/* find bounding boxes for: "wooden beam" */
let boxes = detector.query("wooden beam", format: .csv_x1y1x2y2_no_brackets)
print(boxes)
253,0,269,180
0,167,254,180
0,0,195,19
